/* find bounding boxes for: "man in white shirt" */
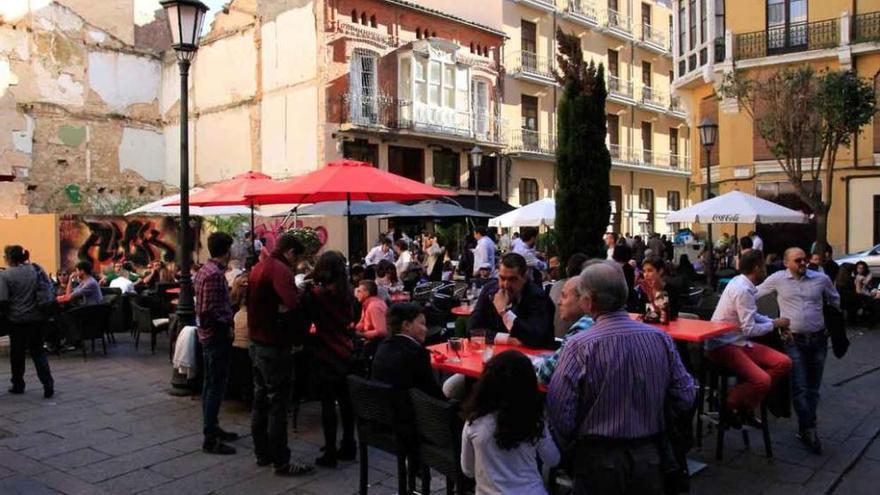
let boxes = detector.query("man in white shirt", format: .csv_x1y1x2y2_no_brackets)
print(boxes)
364,238,395,267
757,247,840,454
109,262,136,294
472,227,496,277
603,233,617,260
511,229,547,272
706,250,791,427
749,231,764,252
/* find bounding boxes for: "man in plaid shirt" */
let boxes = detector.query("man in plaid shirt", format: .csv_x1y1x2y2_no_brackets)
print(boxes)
194,232,238,455
535,276,593,385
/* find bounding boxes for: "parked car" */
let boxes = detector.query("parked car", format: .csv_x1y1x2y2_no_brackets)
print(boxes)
835,243,880,275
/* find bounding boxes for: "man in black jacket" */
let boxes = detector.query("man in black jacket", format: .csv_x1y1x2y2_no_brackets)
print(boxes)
371,302,442,398
468,253,554,349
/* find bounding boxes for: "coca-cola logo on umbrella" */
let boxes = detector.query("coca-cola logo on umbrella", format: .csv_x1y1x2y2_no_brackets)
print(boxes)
710,213,741,222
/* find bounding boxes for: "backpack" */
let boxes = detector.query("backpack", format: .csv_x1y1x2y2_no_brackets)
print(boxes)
32,263,56,304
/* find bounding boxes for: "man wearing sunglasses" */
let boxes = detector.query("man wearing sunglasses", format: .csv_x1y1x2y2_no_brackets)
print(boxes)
758,247,840,454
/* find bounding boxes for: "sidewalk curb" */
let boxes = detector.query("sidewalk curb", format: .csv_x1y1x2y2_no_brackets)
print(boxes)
824,423,880,494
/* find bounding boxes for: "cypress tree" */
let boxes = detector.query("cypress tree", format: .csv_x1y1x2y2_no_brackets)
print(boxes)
554,29,611,262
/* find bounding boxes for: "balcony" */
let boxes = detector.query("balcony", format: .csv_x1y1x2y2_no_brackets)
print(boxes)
507,51,557,86
609,145,691,175
562,0,599,28
639,23,669,54
734,18,839,61
639,85,669,112
340,93,506,145
328,19,398,49
510,0,557,14
508,129,556,160
668,96,686,118
607,74,635,104
600,8,633,40
853,11,880,43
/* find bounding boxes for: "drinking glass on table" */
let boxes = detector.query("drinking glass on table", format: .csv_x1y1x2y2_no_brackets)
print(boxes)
447,337,464,362
469,329,485,352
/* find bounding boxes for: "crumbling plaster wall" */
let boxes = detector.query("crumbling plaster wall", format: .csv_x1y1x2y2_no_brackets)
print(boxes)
0,1,168,216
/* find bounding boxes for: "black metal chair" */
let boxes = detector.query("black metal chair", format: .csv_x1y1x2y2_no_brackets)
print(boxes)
130,298,170,357
347,375,412,495
409,389,466,495
62,303,113,359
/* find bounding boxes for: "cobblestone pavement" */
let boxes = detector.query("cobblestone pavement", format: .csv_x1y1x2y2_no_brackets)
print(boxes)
0,327,878,495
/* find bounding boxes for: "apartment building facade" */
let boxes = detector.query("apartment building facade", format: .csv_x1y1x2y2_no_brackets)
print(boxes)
673,0,880,255
500,0,691,236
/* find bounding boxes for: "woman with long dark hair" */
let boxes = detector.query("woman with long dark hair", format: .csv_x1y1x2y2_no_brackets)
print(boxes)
462,350,559,494
307,251,356,467
636,256,681,322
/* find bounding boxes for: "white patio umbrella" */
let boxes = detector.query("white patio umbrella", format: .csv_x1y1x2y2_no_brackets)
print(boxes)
488,197,556,228
665,190,808,224
124,189,254,217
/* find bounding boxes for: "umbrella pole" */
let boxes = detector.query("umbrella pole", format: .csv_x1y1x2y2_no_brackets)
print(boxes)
707,223,714,292
250,201,256,263
346,193,352,263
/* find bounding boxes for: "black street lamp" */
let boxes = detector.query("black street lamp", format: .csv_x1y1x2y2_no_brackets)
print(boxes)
162,0,208,394
470,145,483,213
698,116,718,291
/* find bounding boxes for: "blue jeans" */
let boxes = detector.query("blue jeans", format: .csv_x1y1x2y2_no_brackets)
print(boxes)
784,331,828,430
202,333,232,440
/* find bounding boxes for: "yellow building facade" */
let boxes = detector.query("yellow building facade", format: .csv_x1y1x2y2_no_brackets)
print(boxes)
500,0,691,236
673,0,880,256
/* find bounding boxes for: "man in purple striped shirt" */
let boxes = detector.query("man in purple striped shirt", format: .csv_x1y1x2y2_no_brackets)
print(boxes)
547,260,695,495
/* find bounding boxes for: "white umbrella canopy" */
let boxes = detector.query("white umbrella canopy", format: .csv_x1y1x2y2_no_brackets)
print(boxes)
488,197,556,228
124,189,254,217
665,190,808,224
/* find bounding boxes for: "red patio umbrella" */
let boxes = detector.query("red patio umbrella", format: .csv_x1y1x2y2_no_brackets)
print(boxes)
168,171,279,260
244,159,453,204
244,160,455,259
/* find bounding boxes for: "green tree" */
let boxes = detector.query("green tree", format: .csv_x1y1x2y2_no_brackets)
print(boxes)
720,67,875,254
554,28,612,261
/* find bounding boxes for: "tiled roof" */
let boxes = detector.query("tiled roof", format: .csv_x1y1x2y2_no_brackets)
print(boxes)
382,0,507,38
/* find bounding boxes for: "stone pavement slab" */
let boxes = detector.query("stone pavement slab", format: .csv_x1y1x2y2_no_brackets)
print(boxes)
1,330,880,495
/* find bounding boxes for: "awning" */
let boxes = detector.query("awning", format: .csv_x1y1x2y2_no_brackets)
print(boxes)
453,195,516,218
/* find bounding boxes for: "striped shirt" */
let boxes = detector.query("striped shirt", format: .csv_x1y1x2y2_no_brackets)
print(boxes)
547,311,695,443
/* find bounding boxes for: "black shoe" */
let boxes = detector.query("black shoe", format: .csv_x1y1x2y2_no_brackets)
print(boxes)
202,440,236,455
739,409,763,429
337,441,356,461
8,387,24,395
315,452,337,468
274,462,314,477
720,409,742,429
217,428,239,442
43,386,54,399
798,428,823,455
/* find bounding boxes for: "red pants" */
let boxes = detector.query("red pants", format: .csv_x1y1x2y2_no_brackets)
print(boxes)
707,342,792,411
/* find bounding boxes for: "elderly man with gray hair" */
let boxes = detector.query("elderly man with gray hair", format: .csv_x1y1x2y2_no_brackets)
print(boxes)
547,260,695,495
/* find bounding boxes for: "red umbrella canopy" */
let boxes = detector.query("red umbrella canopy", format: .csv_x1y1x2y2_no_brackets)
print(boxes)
244,159,455,205
168,171,275,207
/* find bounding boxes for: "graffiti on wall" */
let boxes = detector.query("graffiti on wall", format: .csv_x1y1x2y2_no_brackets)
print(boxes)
59,215,200,272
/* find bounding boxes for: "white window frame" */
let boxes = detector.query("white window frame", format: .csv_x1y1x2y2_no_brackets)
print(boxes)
350,49,379,125
398,47,472,136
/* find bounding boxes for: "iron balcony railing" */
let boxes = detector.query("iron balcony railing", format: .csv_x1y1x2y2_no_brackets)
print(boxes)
641,23,668,50
853,11,880,43
734,17,838,61
603,8,632,34
520,0,556,9
669,96,686,115
609,144,691,172
341,93,506,144
508,50,556,81
565,0,598,23
640,85,669,109
508,128,556,156
607,74,634,99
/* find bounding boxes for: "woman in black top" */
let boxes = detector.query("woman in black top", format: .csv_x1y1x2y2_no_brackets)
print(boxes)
636,256,681,321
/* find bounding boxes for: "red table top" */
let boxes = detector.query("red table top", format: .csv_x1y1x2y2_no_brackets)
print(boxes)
450,304,473,316
166,287,181,295
390,292,410,303
628,313,737,342
427,343,551,380
56,294,72,304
